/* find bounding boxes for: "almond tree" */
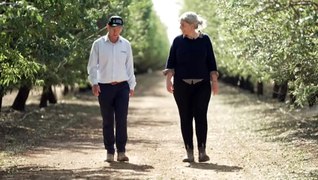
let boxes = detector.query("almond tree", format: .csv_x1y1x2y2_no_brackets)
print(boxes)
0,0,170,111
183,0,318,107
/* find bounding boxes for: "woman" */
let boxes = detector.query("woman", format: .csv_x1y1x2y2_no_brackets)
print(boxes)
163,11,219,162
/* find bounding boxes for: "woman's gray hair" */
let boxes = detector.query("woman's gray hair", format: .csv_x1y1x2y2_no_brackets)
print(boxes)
179,11,207,31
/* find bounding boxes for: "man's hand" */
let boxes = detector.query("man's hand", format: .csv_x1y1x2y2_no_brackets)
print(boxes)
92,84,100,96
129,89,134,97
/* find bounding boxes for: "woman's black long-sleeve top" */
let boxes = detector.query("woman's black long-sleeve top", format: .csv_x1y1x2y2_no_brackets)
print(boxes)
165,33,217,81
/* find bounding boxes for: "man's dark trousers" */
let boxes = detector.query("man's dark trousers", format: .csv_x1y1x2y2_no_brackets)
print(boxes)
98,82,130,154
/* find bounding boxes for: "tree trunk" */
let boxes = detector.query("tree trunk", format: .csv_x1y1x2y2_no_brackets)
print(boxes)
0,95,2,112
39,86,48,108
0,86,3,112
48,86,57,104
238,77,245,89
40,85,57,108
63,85,69,96
246,76,254,93
278,82,288,102
308,92,317,107
11,85,31,111
0,73,2,112
257,81,263,96
272,82,280,99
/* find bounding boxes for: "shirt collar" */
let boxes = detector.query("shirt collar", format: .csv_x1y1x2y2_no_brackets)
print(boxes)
103,33,122,43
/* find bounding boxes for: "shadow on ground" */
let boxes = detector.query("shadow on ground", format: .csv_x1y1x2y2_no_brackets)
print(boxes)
217,82,318,156
188,162,243,172
107,161,154,172
0,162,154,179
0,89,162,179
256,113,318,142
0,101,101,153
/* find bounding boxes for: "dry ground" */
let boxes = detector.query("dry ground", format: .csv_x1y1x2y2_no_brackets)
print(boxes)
0,71,318,179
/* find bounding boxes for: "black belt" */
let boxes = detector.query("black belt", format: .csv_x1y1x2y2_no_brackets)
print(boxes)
109,81,126,85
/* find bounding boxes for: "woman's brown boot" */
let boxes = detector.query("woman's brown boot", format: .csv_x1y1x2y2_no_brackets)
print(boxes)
198,148,210,162
182,149,194,162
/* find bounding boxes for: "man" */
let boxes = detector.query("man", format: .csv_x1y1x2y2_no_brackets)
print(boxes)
87,15,136,162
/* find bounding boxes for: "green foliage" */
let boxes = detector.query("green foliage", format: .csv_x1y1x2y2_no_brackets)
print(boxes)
0,1,44,93
0,50,41,88
125,0,169,73
182,0,318,107
0,0,170,98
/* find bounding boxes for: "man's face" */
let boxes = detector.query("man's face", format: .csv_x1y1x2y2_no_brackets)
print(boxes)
107,26,123,39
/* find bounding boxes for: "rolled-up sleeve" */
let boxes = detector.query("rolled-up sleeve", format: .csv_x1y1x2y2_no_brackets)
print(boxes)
87,41,99,85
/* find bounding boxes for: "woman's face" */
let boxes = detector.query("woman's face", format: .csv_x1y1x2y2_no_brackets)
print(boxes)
180,20,195,36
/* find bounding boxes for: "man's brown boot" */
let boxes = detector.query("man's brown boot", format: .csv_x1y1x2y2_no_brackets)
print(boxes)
117,152,129,162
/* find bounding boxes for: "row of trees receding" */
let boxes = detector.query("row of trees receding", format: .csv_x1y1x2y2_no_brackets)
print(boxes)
0,0,170,111
182,0,318,107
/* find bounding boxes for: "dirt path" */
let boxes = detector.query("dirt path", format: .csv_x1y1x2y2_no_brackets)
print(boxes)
1,71,318,179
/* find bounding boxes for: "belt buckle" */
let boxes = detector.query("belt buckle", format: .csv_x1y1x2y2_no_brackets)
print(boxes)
111,82,119,85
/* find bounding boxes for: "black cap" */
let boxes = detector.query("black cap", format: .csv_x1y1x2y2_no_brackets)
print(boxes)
108,16,123,27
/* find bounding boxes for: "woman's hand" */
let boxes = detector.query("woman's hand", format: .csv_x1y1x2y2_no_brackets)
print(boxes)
211,81,218,95
165,72,174,93
166,79,174,93
210,71,219,95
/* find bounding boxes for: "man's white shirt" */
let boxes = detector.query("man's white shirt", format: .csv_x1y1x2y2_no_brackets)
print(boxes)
87,34,136,90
